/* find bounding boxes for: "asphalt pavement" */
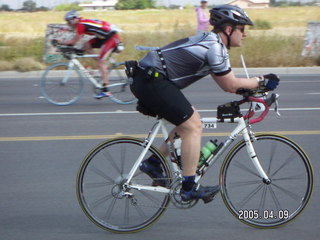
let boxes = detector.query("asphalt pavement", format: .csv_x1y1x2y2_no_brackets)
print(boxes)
0,69,319,240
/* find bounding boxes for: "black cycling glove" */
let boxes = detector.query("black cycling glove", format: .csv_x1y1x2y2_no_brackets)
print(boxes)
257,73,280,91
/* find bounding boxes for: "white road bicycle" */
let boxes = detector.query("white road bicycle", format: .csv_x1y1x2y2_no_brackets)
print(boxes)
39,43,136,106
76,89,314,233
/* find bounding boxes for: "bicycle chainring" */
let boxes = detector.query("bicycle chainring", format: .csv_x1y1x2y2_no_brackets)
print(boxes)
169,180,198,209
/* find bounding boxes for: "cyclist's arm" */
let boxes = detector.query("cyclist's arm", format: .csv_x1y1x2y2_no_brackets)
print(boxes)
211,71,258,93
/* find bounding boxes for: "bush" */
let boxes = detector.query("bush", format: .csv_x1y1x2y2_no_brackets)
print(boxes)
54,3,83,11
0,60,14,71
251,19,272,30
13,57,45,72
316,55,320,66
116,0,155,10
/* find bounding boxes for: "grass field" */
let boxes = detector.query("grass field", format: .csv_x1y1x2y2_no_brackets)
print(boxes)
0,7,319,71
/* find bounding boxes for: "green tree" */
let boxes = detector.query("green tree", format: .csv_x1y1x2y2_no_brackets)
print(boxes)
0,4,12,11
23,0,37,11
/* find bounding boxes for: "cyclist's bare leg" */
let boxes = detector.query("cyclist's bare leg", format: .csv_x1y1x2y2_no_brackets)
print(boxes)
83,41,93,53
83,42,110,91
159,109,202,176
97,57,109,89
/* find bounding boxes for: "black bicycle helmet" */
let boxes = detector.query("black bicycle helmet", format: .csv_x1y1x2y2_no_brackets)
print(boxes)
210,4,253,27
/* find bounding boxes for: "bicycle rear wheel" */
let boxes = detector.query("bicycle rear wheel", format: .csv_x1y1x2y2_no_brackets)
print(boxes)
40,63,84,105
220,134,313,228
77,137,172,233
108,62,137,105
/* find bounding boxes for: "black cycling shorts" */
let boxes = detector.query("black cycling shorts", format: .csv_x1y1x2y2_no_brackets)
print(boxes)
130,68,194,126
89,38,108,48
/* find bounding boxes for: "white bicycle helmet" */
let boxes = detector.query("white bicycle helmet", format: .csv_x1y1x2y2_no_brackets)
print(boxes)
65,10,79,21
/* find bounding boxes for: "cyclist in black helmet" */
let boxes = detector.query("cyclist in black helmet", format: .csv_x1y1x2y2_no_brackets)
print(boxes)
210,4,253,49
129,4,280,204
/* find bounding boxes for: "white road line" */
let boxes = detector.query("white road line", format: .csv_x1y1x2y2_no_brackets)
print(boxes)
1,108,320,117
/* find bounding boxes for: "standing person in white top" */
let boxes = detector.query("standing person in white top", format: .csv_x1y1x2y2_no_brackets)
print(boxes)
195,0,209,34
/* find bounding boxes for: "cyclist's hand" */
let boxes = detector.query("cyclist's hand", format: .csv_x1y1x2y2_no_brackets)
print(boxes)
51,39,60,46
258,73,280,91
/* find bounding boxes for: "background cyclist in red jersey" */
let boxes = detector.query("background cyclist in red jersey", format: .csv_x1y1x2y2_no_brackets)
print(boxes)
57,10,121,99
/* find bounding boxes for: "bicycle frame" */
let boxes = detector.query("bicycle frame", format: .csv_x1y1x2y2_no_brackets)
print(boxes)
62,52,126,89
125,112,271,195
63,54,102,87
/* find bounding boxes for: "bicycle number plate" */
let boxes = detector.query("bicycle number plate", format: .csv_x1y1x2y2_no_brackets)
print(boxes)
201,118,217,129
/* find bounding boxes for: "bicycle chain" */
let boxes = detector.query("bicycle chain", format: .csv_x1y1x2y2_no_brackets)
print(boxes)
126,178,198,210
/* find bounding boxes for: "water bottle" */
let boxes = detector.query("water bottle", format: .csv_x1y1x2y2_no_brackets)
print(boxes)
173,136,182,158
172,133,182,168
198,140,218,167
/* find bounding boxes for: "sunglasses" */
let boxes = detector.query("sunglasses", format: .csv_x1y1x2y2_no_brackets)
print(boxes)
235,26,245,33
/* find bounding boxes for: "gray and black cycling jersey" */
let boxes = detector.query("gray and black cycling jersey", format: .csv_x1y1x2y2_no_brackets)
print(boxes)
139,32,231,89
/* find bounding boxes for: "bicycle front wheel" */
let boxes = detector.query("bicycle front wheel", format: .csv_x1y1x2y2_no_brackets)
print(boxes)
77,137,172,233
220,134,313,228
108,63,137,105
40,63,84,105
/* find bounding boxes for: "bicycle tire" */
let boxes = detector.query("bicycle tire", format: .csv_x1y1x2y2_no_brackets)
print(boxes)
40,62,84,106
108,62,137,105
77,137,172,233
220,134,313,228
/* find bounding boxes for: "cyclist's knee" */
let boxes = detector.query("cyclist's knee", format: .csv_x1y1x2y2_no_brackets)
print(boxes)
178,112,202,136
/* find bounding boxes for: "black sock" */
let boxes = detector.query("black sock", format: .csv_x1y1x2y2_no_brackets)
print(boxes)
102,87,109,93
182,175,195,191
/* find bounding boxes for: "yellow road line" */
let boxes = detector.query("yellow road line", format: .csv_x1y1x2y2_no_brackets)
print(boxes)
1,130,320,142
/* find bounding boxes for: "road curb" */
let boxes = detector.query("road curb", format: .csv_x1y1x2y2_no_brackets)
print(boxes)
0,67,319,79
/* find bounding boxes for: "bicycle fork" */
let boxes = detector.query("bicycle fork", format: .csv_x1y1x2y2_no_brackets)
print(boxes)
242,127,271,184
62,61,77,85
199,117,270,184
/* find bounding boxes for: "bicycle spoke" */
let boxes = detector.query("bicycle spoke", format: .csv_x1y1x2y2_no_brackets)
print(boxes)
124,198,129,225
103,197,117,221
89,165,114,183
258,185,267,212
238,183,264,208
228,179,261,188
267,185,282,211
120,142,126,175
271,152,295,177
84,181,113,189
91,193,114,209
267,140,277,175
132,201,147,220
102,148,122,175
273,172,306,181
271,182,303,202
234,161,261,178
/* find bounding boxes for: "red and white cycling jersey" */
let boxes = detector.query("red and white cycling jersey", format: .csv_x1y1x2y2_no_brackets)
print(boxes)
76,18,120,60
76,18,113,39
